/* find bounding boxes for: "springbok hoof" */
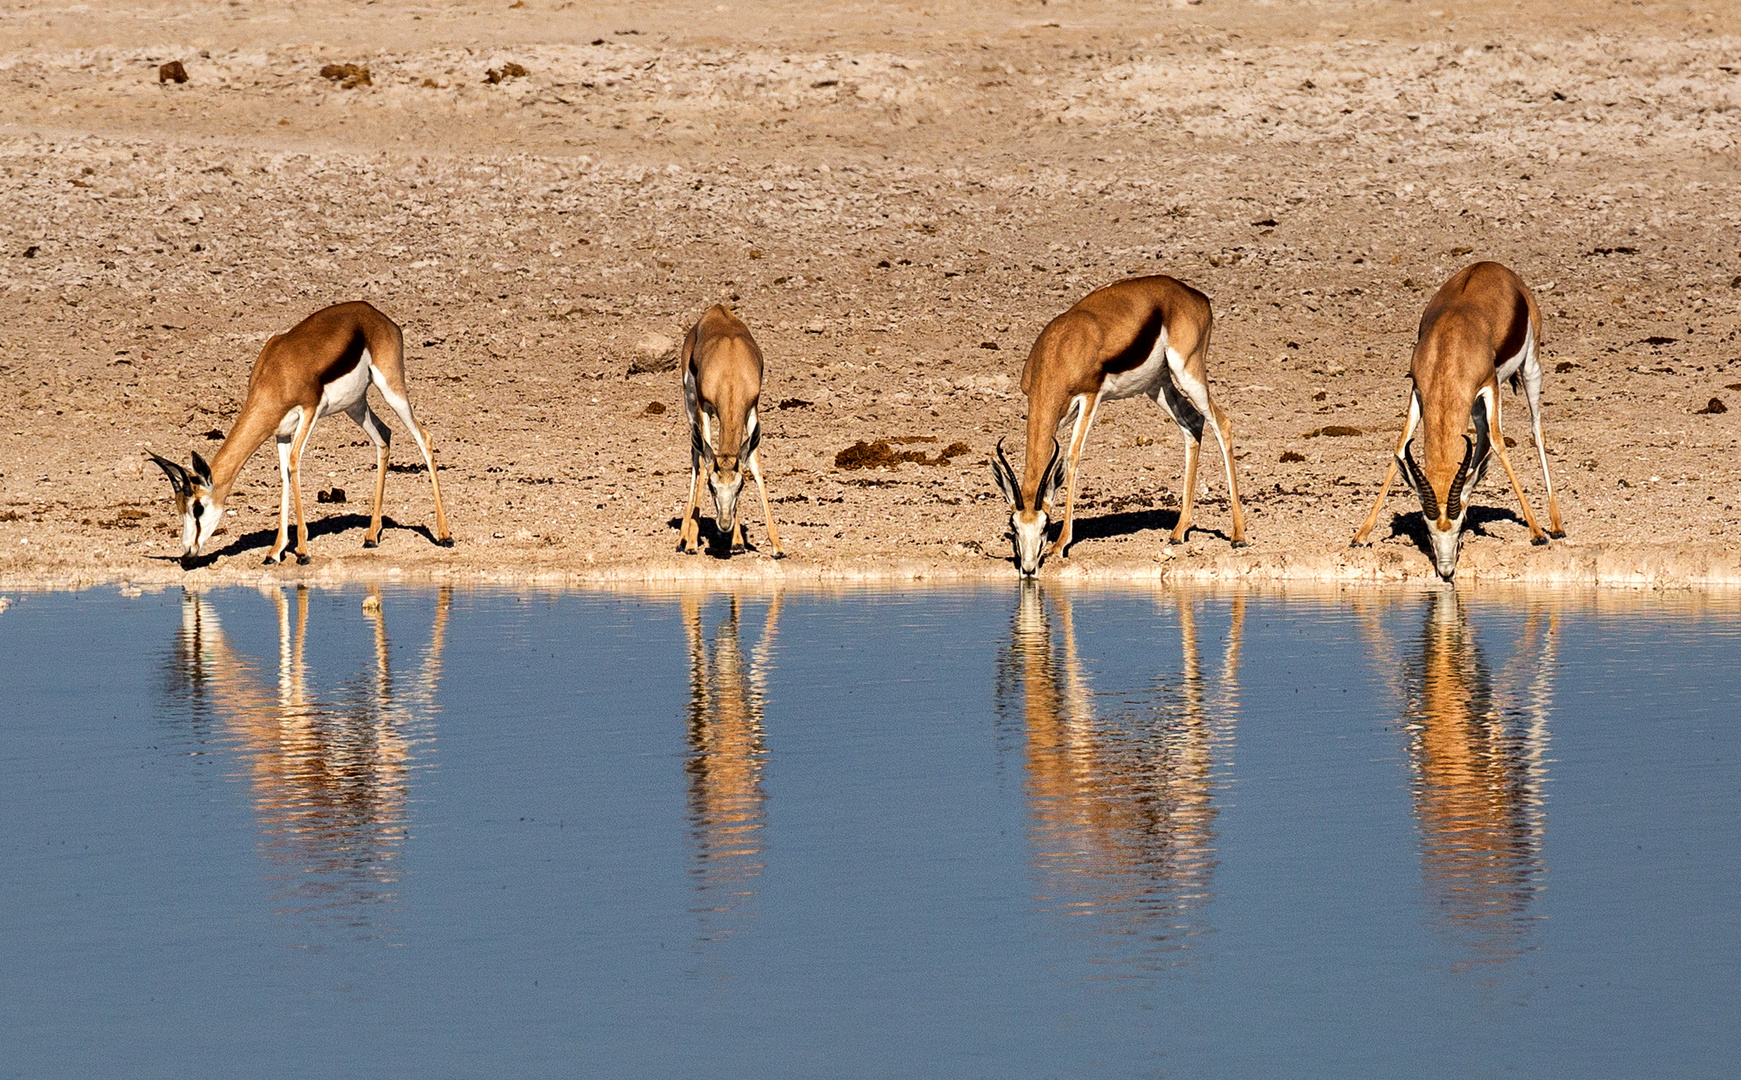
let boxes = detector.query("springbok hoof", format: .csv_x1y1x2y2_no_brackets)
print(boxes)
1531,536,1549,547
263,554,282,566
295,554,312,566
362,539,379,549
771,550,786,560
1231,539,1249,550
435,537,455,548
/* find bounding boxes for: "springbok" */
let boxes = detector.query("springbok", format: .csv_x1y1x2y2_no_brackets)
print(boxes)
150,301,453,568
677,305,783,557
991,275,1247,576
1351,262,1565,579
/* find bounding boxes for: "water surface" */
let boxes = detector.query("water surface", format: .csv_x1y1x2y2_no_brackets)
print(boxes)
2,585,1737,1078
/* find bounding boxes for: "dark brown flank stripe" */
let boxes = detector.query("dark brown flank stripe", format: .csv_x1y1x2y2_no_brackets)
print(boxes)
1100,306,1169,377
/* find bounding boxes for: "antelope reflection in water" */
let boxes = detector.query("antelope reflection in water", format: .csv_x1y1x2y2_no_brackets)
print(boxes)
998,583,1244,961
682,592,782,942
170,586,449,935
1369,589,1555,969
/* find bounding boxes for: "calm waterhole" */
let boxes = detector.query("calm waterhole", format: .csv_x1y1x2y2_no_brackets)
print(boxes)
1,585,1737,1078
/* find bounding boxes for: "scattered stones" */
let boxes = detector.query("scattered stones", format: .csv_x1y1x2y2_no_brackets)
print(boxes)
201,428,224,440
1280,450,1306,462
1695,397,1727,415
777,398,813,410
642,400,667,416
485,62,529,84
1555,361,1578,373
1303,425,1362,438
158,61,188,84
316,487,346,503
319,63,372,89
835,439,968,469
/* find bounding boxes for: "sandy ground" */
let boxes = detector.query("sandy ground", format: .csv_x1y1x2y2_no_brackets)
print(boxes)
1,0,1738,590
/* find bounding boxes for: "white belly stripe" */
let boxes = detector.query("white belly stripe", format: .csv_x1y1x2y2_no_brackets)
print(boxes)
1100,325,1170,402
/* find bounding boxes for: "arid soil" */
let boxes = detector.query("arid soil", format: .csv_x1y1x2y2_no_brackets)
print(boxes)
1,0,1738,589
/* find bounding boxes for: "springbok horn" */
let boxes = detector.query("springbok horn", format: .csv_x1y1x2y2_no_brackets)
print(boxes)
995,436,1023,511
148,453,191,496
1400,439,1437,518
1445,435,1475,521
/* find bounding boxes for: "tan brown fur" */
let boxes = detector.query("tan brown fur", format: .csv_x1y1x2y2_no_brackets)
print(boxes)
1353,262,1565,576
157,300,451,566
677,305,783,556
996,275,1245,574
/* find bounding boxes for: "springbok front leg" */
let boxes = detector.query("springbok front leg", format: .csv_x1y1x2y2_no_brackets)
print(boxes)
1050,392,1100,557
1352,389,1423,546
287,410,317,564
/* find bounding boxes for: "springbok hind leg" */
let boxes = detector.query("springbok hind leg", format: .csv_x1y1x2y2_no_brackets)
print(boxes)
370,372,453,546
1485,390,1548,543
1518,349,1566,536
351,404,391,548
748,449,784,558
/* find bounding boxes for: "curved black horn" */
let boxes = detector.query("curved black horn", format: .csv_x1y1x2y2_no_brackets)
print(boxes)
1399,439,1437,518
1445,435,1475,521
148,453,190,496
994,437,1023,510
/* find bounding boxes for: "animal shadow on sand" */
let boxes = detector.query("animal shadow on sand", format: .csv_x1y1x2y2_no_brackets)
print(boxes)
1062,506,1238,551
158,514,439,569
665,515,769,560
1380,505,1530,562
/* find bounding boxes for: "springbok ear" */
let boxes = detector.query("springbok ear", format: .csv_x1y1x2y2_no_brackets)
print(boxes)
149,453,191,496
741,416,763,462
991,437,1022,509
1037,438,1067,511
691,423,714,465
189,450,213,487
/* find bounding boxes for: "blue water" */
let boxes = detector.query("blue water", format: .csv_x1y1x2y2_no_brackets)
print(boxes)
1,585,1737,1078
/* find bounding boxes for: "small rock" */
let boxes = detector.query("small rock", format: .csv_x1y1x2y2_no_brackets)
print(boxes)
485,62,530,84
1695,397,1727,415
319,63,372,89
628,332,678,374
642,401,667,416
158,60,188,84
316,487,346,504
1280,450,1306,462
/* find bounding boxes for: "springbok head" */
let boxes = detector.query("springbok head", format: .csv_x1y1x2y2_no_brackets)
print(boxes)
149,450,221,567
1397,431,1487,581
992,437,1066,577
694,412,760,540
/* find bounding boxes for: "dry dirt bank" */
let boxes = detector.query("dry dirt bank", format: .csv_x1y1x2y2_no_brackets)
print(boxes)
1,0,1737,591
